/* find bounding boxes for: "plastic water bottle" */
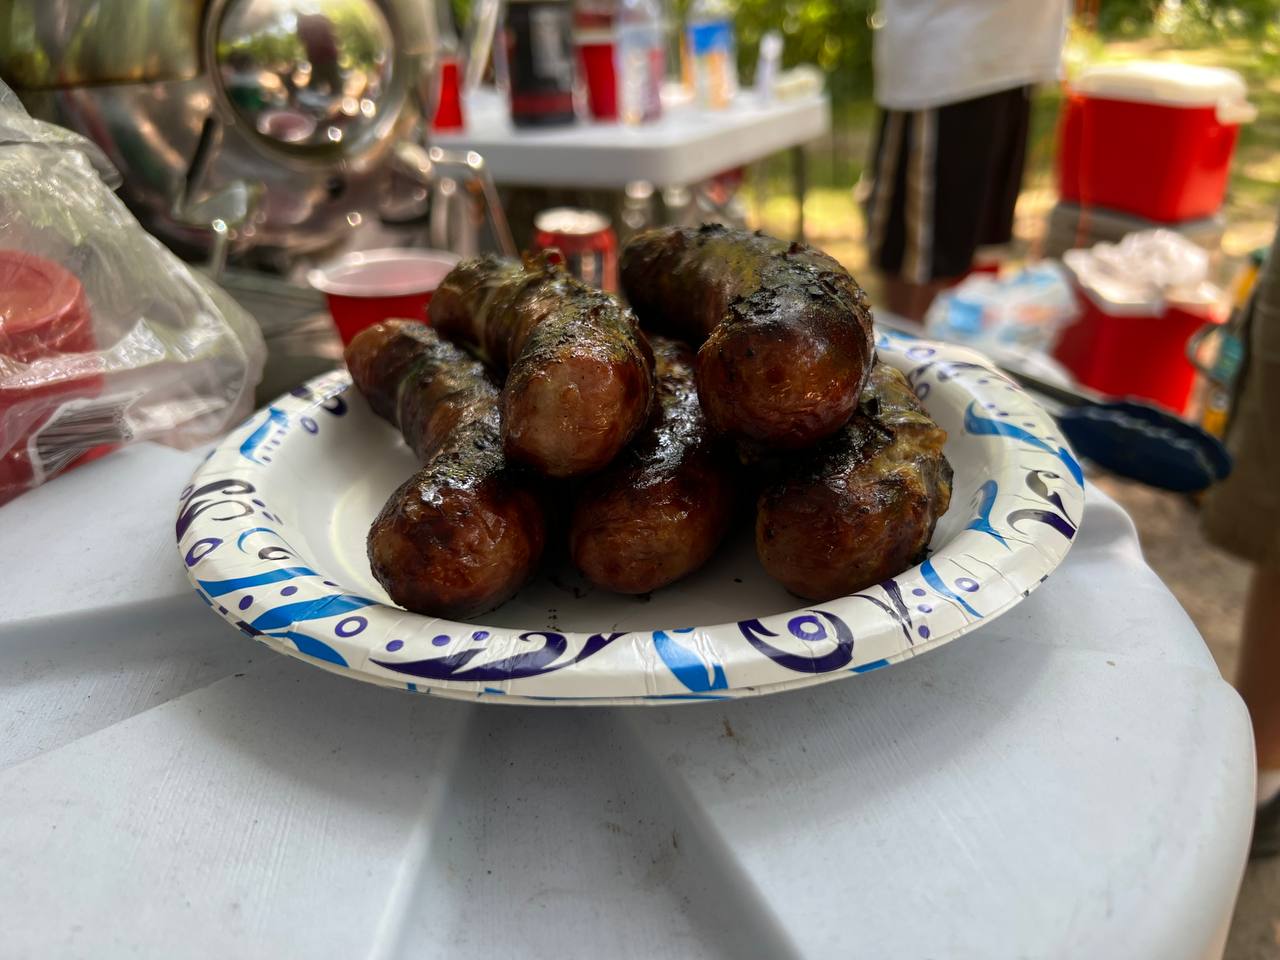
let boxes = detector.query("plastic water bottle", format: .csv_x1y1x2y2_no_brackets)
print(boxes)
616,0,664,124
686,0,736,110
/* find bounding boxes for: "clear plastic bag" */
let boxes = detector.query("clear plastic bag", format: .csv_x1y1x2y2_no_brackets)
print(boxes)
924,261,1080,355
0,81,265,505
1062,228,1221,312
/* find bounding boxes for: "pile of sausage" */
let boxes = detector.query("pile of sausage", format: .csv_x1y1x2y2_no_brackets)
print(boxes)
344,224,953,619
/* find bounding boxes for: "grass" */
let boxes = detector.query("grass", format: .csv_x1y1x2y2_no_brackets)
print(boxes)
743,28,1280,288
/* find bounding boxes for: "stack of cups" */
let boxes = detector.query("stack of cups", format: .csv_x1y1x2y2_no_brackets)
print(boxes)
0,250,102,503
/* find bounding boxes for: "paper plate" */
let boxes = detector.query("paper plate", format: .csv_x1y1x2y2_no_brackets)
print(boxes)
176,331,1085,704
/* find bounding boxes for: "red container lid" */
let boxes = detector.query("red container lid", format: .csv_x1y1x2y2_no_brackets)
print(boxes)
1072,61,1256,124
0,251,93,362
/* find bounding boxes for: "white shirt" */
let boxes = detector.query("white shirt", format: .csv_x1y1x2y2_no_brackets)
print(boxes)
873,0,1068,110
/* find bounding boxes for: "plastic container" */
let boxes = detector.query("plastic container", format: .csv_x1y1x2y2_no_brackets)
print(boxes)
0,250,103,500
1052,286,1222,414
307,249,461,345
686,0,736,110
615,0,664,124
1057,61,1255,223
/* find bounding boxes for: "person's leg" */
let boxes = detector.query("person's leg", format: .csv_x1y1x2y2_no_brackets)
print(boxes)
1237,567,1280,773
863,107,911,306
875,87,1034,321
976,86,1033,251
882,274,953,321
863,104,955,322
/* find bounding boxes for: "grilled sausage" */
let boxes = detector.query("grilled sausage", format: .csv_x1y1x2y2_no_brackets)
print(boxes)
620,223,875,449
569,336,735,594
345,321,545,618
756,362,953,600
430,252,655,478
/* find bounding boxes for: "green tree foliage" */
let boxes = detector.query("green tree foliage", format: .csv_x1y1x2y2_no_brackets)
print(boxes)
1091,0,1278,36
730,0,877,102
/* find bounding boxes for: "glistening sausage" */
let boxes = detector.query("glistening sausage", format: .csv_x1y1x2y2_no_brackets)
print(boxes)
620,224,875,449
430,252,655,478
569,336,735,594
345,321,546,618
756,361,953,600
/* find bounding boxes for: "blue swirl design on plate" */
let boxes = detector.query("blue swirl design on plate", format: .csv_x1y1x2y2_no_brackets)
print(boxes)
1007,469,1077,541
653,628,729,693
920,559,982,620
239,382,349,465
176,478,257,539
851,658,891,674
239,406,291,465
738,611,854,673
197,565,319,597
964,402,1084,487
372,631,624,682
229,594,376,668
847,579,914,646
965,479,1009,549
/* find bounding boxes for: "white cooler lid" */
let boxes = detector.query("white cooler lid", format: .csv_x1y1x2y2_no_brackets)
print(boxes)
1073,61,1254,121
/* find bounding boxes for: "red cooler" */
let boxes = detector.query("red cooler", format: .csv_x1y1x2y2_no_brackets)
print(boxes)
1057,61,1255,223
1053,285,1223,414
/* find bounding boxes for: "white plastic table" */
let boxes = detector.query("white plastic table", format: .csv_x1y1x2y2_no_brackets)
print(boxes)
433,89,830,189
0,441,1253,960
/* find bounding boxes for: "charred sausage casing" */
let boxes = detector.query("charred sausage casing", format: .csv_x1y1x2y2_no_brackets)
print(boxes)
345,321,546,618
430,252,655,478
620,224,875,449
569,336,736,594
756,362,953,600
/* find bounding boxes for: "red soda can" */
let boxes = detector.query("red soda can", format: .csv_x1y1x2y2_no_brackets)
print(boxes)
532,208,618,291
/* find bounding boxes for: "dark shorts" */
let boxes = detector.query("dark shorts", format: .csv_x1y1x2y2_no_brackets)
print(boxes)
864,86,1032,283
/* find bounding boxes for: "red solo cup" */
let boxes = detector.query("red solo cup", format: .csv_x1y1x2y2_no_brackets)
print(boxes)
576,31,618,121
432,56,465,132
0,250,102,502
308,248,462,345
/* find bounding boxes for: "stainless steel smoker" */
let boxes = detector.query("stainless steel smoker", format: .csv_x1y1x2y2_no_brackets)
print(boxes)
0,0,441,261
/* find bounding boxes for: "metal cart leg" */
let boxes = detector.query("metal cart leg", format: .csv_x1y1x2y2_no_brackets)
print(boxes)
792,144,807,242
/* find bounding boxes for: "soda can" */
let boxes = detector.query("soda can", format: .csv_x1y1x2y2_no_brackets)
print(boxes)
532,207,618,292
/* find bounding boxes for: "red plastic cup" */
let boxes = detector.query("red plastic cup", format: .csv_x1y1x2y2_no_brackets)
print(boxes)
432,56,465,132
0,250,102,502
576,32,618,121
308,249,462,345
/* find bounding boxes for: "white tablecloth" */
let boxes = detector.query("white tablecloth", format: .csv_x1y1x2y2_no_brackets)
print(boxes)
432,90,830,188
0,443,1253,959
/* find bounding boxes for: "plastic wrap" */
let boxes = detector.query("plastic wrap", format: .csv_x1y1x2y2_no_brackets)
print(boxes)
0,81,265,505
925,261,1080,356
1062,228,1221,311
